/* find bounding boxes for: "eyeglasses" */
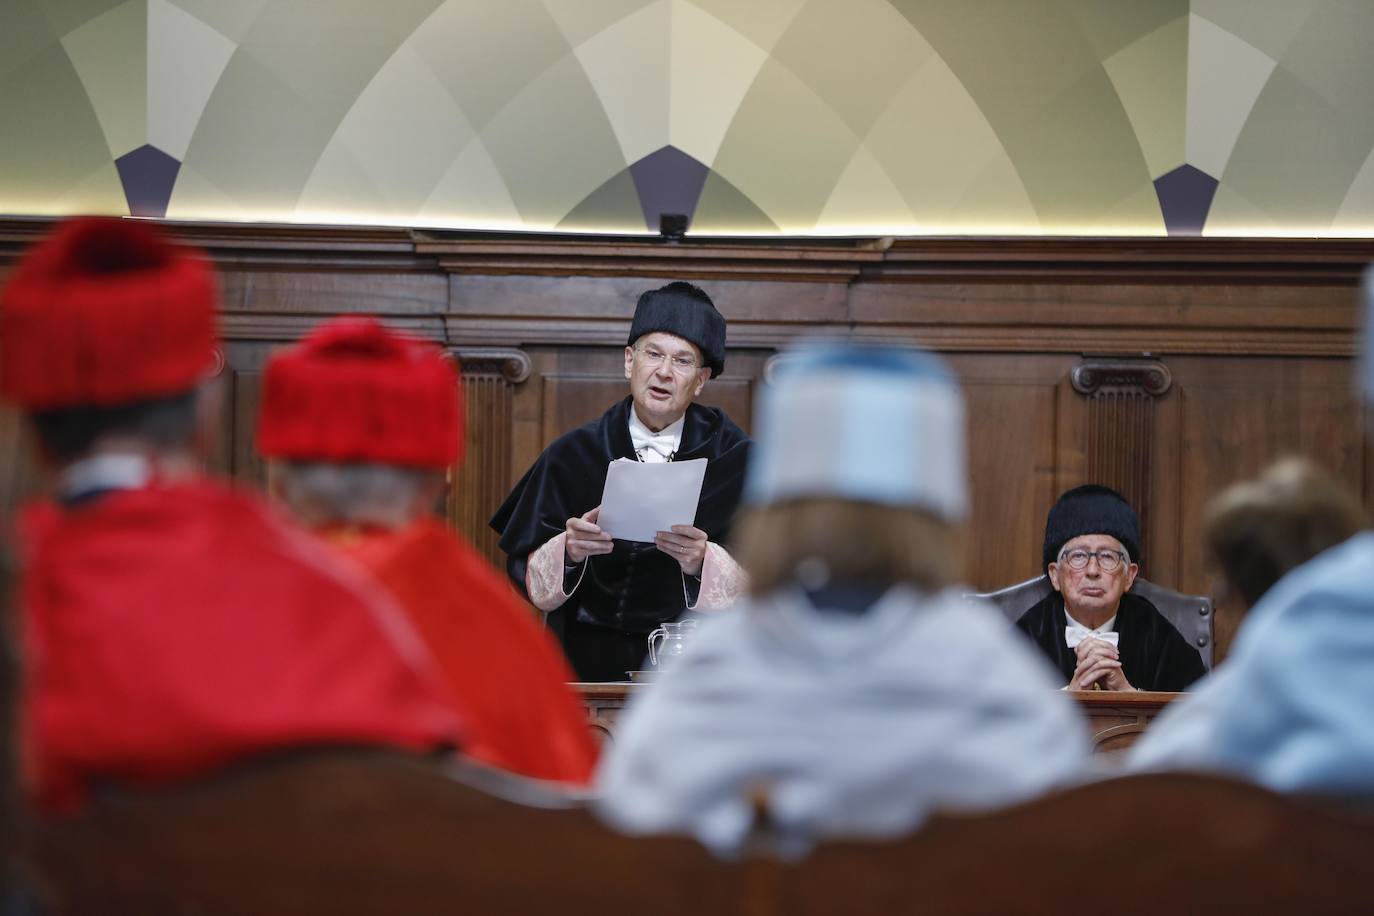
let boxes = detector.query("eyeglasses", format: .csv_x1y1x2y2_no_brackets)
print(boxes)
636,345,700,374
1058,548,1127,572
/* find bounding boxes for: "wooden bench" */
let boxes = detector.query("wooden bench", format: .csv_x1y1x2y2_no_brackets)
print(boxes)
779,771,1374,915
26,751,737,916
23,752,1374,915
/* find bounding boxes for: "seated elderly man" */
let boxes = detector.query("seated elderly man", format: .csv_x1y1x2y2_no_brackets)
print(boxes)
596,343,1087,857
1015,486,1205,692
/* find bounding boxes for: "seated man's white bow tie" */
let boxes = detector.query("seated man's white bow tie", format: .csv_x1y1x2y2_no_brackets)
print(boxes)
1064,626,1119,649
630,427,677,461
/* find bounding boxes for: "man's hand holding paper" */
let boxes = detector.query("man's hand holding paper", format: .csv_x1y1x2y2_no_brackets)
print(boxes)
565,507,613,563
655,524,708,576
596,457,708,544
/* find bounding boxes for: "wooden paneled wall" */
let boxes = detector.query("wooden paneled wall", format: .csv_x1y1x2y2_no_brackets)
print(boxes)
2,221,1371,660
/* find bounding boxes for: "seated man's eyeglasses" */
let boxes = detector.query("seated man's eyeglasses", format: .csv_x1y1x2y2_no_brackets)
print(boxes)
636,345,700,373
1059,547,1127,572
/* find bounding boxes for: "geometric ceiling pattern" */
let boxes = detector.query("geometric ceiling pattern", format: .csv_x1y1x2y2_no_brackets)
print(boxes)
2,0,1373,237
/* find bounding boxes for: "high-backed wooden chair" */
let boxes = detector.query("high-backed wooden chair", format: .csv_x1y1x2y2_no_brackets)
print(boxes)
972,575,1214,669
28,750,742,916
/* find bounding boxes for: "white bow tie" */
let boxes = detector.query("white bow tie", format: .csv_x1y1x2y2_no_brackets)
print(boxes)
1065,626,1119,649
630,426,677,461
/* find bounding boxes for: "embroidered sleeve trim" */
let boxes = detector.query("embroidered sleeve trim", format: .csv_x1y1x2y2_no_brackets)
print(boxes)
685,541,747,612
526,533,586,611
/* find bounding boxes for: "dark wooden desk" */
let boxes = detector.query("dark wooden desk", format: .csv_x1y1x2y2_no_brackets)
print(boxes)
575,683,1176,754
1069,689,1177,753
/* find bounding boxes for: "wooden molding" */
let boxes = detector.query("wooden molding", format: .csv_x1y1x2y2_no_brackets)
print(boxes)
2,218,1367,357
221,314,447,342
418,235,880,282
878,236,1374,284
5,218,1374,285
0,218,434,272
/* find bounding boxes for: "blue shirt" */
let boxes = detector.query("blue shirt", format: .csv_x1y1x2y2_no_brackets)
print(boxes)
1130,531,1374,795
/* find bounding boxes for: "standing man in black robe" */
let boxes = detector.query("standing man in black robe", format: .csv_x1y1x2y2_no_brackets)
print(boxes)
490,282,751,681
1015,486,1206,692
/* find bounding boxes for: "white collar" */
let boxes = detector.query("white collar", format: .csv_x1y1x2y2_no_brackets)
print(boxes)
628,409,685,460
59,453,153,501
1064,607,1117,635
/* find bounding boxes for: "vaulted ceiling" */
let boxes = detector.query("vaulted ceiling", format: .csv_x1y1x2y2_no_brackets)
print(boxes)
3,0,1372,236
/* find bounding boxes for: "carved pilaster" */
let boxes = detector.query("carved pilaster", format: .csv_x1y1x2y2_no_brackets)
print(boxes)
1070,361,1171,399
448,348,531,569
1071,359,1172,574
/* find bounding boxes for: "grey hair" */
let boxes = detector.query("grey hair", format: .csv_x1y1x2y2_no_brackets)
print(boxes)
273,461,439,529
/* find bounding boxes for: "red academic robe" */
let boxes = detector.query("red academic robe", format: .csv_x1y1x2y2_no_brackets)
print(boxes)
331,519,599,786
17,480,464,812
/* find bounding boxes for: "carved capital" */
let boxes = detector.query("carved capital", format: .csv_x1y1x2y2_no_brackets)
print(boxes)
1071,359,1171,398
450,347,531,384
210,346,227,378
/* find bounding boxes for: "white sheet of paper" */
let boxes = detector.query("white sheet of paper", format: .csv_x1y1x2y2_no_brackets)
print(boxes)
597,457,708,543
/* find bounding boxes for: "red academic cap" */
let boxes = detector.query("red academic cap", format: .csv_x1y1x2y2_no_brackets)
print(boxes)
258,316,462,469
0,217,219,410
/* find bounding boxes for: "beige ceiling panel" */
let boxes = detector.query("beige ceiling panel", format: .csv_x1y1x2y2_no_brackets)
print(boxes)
1332,143,1374,234
573,0,670,164
478,53,627,226
1192,0,1320,62
148,0,237,159
1099,180,1165,236
1103,14,1186,178
167,0,272,44
60,0,146,157
0,43,127,214
864,53,1017,222
684,0,807,54
1185,12,1276,180
291,143,387,224
48,161,129,216
816,145,915,233
540,0,655,49
944,154,1039,234
668,0,768,165
40,0,127,37
1204,181,1281,235
165,160,245,220
768,0,931,139
419,137,523,228
308,44,476,215
410,0,571,131
709,58,861,231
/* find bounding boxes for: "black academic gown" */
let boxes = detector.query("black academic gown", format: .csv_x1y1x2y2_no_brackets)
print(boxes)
490,396,751,680
1014,592,1206,692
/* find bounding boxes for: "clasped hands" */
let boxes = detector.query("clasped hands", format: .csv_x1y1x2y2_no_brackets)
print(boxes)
1071,638,1134,691
564,506,708,577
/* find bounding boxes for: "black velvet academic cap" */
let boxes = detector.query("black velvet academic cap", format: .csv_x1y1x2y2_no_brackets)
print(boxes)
627,281,726,378
1042,484,1141,568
